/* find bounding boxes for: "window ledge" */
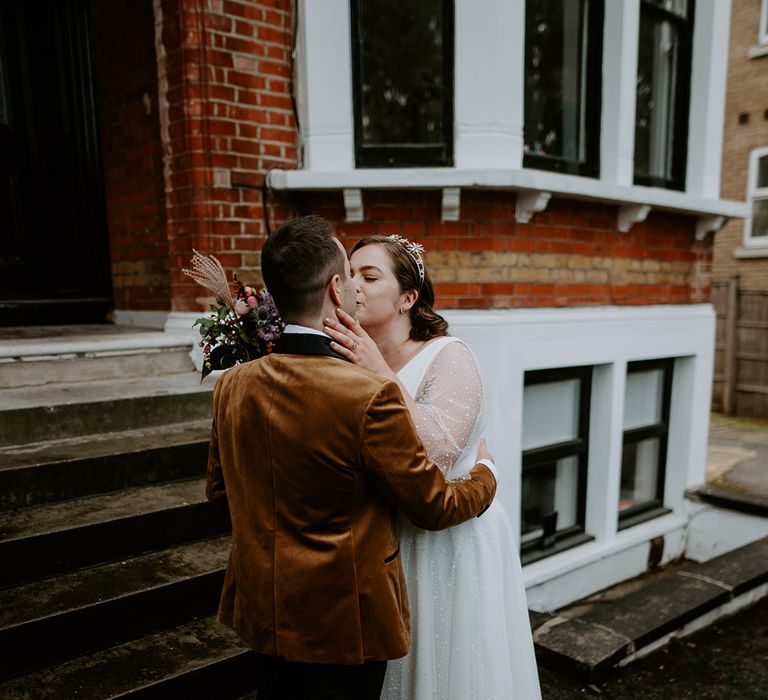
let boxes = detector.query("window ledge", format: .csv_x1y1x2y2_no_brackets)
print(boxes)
522,512,687,586
748,44,768,59
734,245,768,259
267,168,747,220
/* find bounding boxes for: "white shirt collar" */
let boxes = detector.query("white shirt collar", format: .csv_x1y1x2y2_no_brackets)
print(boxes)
283,323,330,338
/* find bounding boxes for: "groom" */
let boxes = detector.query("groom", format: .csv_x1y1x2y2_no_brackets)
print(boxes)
206,215,497,699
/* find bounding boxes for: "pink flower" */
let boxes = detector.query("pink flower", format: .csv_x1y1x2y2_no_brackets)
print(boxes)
235,299,248,316
247,295,258,308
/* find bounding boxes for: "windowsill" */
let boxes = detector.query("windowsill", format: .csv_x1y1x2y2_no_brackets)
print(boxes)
267,167,747,219
618,505,672,531
734,245,768,259
521,533,594,566
748,43,768,59
522,512,688,587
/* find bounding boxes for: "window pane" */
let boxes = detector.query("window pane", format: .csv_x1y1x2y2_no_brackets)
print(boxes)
522,378,580,450
620,438,660,511
521,456,579,546
757,155,768,189
357,0,447,147
646,0,687,17
635,15,679,182
751,199,768,239
624,368,664,430
524,0,588,162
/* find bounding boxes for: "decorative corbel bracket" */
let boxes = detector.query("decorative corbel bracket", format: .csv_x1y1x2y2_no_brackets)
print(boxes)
441,187,461,222
617,204,651,233
695,215,726,241
516,190,551,224
343,188,364,222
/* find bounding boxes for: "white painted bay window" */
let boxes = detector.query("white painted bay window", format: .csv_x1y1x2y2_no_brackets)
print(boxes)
633,0,694,191
523,0,604,177
350,0,453,167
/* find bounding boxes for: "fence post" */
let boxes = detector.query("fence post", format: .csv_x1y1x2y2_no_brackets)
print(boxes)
722,275,739,415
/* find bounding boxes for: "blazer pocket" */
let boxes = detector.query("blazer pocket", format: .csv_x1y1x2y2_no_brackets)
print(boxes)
384,546,400,564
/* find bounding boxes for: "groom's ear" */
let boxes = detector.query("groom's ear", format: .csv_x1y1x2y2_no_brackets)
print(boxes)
328,273,343,307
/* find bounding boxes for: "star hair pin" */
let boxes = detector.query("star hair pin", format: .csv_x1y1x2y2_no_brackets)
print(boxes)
386,234,426,283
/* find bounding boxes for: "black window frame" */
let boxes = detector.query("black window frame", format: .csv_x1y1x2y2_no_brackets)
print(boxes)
633,0,695,191
350,0,454,168
522,0,605,178
618,358,674,530
521,365,593,565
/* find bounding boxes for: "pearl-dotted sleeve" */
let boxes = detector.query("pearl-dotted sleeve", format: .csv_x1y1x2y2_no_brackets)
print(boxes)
409,341,483,476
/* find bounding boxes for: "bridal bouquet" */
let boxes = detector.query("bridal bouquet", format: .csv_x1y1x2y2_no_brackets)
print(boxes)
183,251,283,380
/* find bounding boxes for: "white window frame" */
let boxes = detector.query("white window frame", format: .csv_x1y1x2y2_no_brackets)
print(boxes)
761,0,768,46
743,146,768,249
286,0,742,221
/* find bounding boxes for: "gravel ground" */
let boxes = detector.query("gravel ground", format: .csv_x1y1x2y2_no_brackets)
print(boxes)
540,595,768,699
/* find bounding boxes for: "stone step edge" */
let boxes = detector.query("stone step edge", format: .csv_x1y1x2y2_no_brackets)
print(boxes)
0,535,230,633
0,616,254,700
0,417,211,469
110,648,255,699
533,536,768,681
0,568,227,681
686,484,768,518
0,332,194,361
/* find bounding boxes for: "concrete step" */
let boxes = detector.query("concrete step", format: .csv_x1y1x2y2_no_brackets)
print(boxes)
0,616,256,699
532,537,768,681
0,420,211,511
0,477,230,587
0,373,212,447
0,536,229,680
0,330,195,389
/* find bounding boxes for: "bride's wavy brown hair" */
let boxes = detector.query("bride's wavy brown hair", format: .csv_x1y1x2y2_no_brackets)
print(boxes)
351,235,449,341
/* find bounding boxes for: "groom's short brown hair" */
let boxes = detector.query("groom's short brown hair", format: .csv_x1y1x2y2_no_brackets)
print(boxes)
261,215,347,321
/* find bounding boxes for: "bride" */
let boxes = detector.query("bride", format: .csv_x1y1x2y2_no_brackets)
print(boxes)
324,234,541,699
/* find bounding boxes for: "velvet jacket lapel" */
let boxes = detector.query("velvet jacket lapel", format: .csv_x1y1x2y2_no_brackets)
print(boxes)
274,332,345,360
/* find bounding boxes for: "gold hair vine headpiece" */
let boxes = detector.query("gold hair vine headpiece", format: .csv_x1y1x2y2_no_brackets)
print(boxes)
386,234,425,283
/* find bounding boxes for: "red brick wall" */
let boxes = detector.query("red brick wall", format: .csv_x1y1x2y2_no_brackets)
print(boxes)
90,0,170,311
158,0,298,312
92,0,711,313
295,191,711,309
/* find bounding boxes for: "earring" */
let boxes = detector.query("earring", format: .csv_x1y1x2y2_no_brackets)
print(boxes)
399,307,407,314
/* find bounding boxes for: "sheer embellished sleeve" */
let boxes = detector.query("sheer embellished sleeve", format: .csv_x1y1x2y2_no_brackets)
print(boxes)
408,341,484,476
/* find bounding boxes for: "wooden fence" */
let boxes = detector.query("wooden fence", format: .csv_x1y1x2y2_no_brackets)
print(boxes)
712,278,768,418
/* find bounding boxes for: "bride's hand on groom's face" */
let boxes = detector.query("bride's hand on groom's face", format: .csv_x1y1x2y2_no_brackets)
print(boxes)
324,309,394,378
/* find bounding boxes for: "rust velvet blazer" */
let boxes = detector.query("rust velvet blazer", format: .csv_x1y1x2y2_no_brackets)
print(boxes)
206,334,497,665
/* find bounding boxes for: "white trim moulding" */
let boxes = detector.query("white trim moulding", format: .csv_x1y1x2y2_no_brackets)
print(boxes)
516,190,551,224
267,168,748,220
343,188,364,222
618,204,651,233
695,215,726,241
441,187,461,221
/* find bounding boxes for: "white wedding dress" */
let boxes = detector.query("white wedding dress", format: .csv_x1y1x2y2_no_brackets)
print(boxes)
381,336,541,700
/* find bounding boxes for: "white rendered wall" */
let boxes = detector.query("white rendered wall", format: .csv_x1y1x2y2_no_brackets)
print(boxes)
445,304,716,611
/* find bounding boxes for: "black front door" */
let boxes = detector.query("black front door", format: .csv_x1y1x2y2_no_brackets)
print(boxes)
0,0,111,325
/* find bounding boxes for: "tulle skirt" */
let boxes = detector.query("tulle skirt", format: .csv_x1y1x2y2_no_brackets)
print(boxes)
381,501,542,700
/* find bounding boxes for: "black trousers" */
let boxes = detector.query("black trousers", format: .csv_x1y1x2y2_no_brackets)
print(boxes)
253,654,387,700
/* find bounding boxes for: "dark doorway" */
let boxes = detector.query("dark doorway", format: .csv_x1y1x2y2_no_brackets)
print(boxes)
0,0,112,325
